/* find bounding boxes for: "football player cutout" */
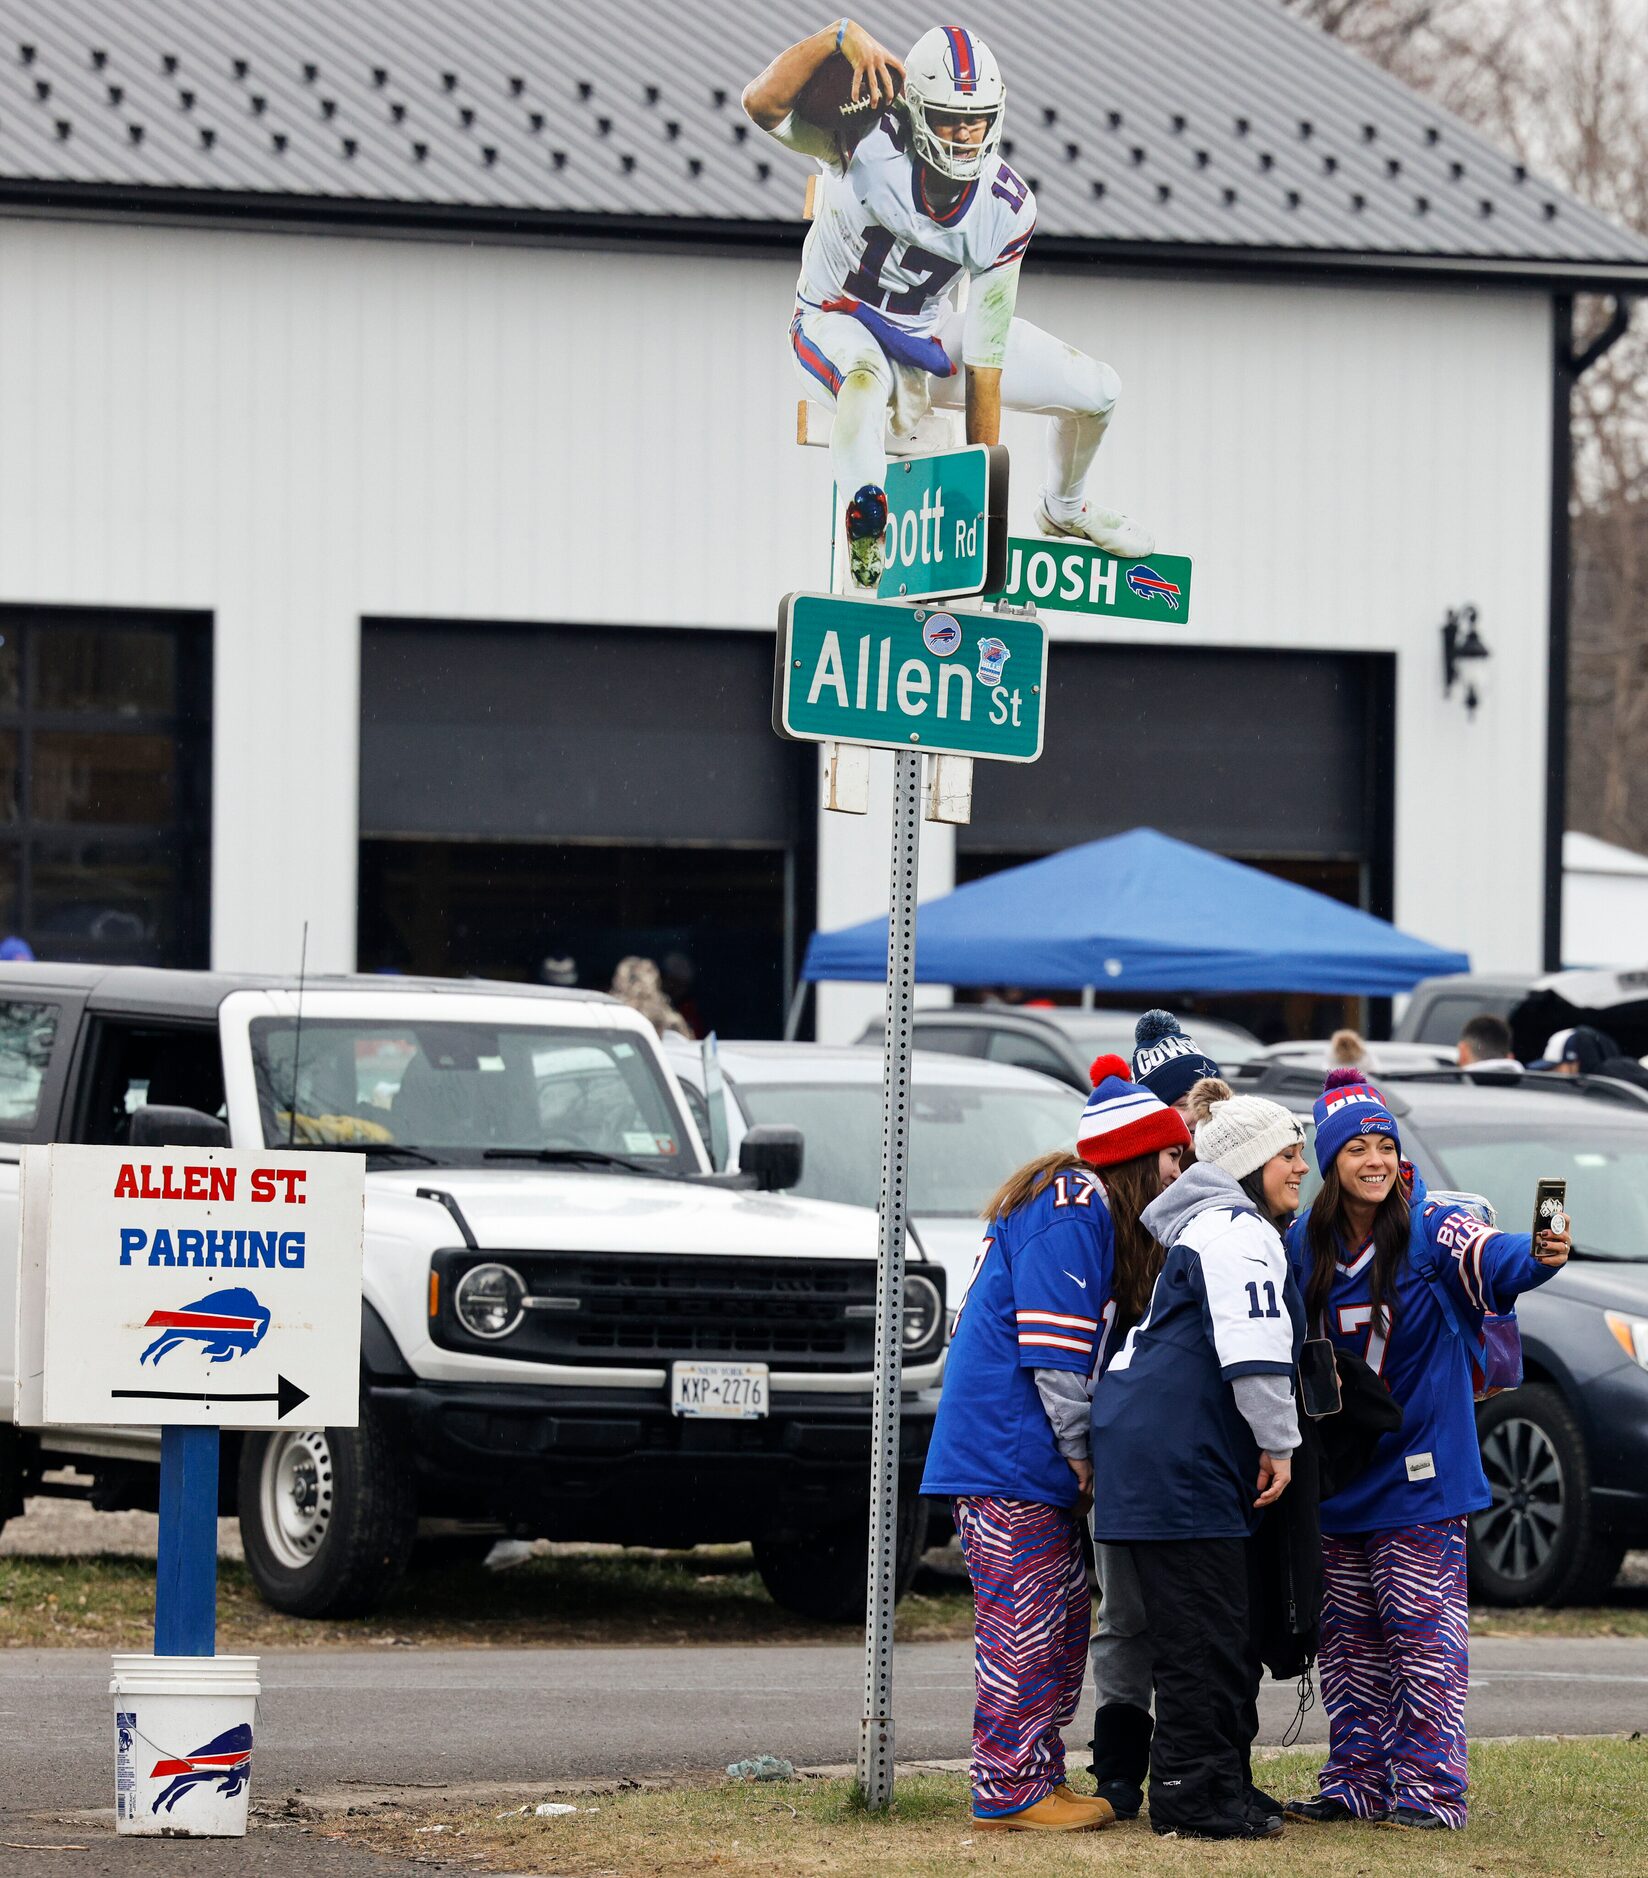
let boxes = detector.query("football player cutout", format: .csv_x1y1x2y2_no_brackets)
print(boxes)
745,19,1153,593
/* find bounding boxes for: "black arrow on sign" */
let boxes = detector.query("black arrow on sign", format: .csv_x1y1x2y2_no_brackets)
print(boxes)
110,1376,311,1420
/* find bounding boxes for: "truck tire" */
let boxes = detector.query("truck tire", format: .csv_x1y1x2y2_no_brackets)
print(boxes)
1468,1384,1625,1607
238,1399,416,1619
0,1424,26,1535
754,1493,928,1624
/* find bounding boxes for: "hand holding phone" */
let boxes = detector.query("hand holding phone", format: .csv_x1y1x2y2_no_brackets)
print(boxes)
1532,1176,1570,1264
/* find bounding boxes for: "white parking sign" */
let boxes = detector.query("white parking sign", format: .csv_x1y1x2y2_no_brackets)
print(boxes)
17,1145,363,1430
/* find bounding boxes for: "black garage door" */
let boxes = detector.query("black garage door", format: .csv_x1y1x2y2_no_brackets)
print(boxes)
358,621,815,1038
962,642,1395,897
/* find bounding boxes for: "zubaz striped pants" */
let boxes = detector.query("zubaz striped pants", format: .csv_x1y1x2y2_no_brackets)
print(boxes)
1317,1517,1470,1827
953,1495,1090,1817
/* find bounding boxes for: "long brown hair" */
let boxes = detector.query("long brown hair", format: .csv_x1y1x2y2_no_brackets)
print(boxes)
1304,1158,1411,1336
980,1149,1167,1325
981,1150,1090,1222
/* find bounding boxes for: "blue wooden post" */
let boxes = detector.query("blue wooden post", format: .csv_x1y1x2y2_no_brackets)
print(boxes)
155,1426,219,1656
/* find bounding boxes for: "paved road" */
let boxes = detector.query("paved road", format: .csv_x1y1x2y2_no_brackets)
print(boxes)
7,1635,1648,1813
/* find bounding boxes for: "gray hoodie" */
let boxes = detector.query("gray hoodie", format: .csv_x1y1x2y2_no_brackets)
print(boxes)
1139,1162,1301,1458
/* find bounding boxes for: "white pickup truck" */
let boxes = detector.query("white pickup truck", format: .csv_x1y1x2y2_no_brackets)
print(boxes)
0,967,945,1621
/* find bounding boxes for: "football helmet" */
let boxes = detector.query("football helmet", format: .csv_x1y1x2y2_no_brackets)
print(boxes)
903,26,1005,182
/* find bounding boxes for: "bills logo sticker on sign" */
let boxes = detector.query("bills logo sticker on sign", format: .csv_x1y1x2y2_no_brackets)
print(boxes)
140,1287,270,1366
1124,563,1183,612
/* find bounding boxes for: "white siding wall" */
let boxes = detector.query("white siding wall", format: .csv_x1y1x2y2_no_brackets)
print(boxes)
0,219,1551,1023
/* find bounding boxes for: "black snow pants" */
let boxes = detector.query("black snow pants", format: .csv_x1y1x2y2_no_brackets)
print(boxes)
1131,1535,1262,1835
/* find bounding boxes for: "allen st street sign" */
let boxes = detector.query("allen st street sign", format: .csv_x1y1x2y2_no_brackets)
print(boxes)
774,591,1046,763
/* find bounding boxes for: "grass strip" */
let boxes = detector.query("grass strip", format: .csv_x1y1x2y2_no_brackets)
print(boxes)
334,1738,1648,1877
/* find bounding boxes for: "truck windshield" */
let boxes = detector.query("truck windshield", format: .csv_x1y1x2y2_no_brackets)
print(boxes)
736,1079,1082,1215
249,1017,689,1168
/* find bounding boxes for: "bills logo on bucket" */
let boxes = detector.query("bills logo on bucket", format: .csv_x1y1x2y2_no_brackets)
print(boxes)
1125,564,1182,612
921,612,962,657
151,1723,253,1813
140,1286,270,1366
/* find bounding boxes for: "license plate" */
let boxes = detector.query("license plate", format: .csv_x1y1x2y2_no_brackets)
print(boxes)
671,1361,769,1420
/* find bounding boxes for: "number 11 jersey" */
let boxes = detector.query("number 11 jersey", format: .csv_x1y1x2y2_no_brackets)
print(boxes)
796,114,1035,335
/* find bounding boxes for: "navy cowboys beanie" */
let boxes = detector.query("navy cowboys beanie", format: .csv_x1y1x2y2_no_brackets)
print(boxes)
1312,1066,1401,1175
1077,1055,1192,1170
1131,1009,1221,1106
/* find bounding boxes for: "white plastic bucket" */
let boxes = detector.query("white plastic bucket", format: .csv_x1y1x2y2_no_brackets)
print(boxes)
110,1653,260,1837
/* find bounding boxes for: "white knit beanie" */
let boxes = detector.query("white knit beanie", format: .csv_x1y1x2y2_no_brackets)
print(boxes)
1194,1093,1304,1181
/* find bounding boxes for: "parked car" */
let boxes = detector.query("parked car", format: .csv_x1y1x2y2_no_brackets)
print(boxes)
1233,1061,1648,1605
1393,972,1535,1045
665,1038,1084,1324
0,967,948,1624
854,1004,1262,1094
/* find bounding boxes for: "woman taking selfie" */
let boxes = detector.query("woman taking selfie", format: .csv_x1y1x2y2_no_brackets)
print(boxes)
1284,1068,1570,1831
920,1059,1188,1833
1090,1079,1309,1841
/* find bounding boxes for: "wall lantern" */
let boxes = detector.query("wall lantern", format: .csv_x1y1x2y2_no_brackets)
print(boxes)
1441,605,1489,715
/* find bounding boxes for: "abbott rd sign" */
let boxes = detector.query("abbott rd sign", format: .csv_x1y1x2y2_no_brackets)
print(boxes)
773,591,1046,762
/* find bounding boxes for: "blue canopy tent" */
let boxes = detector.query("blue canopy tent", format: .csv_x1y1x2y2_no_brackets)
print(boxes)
800,828,1470,1001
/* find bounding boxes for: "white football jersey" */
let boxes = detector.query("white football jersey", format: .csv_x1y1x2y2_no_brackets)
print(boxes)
792,114,1036,335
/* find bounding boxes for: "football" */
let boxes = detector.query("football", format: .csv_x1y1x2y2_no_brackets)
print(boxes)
794,51,901,150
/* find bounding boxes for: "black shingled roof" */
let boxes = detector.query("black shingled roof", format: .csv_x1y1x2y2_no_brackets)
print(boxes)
1,0,1644,287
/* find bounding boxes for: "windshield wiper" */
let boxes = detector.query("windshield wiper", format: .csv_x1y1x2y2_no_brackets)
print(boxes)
482,1147,672,1178
273,1140,446,1166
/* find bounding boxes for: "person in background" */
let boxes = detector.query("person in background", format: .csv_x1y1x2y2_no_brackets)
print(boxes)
1329,1029,1376,1072
1084,1010,1223,1816
610,956,693,1039
1541,1024,1648,1089
1091,1079,1308,1840
921,1059,1190,1833
1456,1013,1520,1074
0,936,35,962
1283,1068,1570,1830
538,954,578,988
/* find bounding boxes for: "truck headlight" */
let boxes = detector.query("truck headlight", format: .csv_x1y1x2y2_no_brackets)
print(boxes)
1606,1311,1648,1370
903,1273,943,1355
454,1263,526,1339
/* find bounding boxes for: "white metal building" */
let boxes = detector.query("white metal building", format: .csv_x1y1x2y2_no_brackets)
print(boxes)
0,0,1642,1040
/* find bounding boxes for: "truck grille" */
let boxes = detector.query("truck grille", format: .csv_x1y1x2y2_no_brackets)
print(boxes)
431,1250,888,1372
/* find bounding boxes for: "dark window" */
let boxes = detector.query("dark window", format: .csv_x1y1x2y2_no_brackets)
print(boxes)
985,1030,1077,1083
72,1021,226,1145
912,1024,991,1059
0,608,211,966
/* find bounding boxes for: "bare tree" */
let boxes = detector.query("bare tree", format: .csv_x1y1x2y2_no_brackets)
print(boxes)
1282,0,1648,852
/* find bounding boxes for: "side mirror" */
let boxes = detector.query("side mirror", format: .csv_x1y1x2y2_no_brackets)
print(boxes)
128,1104,230,1150
738,1123,803,1193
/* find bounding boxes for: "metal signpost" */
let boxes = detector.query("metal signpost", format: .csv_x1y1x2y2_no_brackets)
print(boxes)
776,446,1042,1808
15,1142,363,1835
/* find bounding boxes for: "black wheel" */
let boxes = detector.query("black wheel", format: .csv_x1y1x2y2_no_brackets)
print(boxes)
1468,1384,1624,1607
754,1493,928,1623
0,1424,26,1534
237,1398,416,1619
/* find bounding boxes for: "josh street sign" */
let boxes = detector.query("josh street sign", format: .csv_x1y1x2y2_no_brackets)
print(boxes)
773,590,1046,762
990,535,1194,624
835,444,1009,602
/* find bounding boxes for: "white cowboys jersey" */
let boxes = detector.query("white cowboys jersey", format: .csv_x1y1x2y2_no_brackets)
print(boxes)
789,114,1036,334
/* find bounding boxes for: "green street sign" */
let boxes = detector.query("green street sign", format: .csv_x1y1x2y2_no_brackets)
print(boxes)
835,444,1009,602
774,591,1046,763
991,537,1194,624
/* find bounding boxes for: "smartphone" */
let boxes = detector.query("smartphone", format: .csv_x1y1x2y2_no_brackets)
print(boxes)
1299,1337,1342,1419
1532,1176,1568,1247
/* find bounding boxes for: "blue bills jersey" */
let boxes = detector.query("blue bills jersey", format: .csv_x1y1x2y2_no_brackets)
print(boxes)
1285,1167,1558,1534
921,1168,1115,1508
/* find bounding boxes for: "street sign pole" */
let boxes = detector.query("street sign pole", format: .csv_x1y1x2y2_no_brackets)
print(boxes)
155,1425,220,1656
858,745,922,1810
